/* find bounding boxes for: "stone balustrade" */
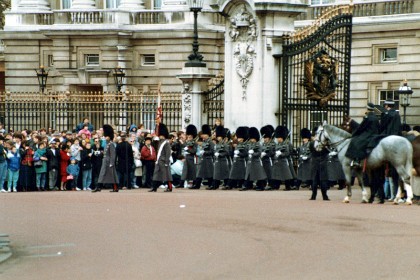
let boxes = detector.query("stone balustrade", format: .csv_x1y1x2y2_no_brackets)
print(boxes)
5,10,226,26
297,0,416,20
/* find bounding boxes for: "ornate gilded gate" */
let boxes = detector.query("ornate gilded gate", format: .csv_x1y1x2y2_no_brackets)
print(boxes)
280,5,353,145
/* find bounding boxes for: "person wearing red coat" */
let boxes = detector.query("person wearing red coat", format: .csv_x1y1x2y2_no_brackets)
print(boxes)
59,144,71,190
141,136,156,189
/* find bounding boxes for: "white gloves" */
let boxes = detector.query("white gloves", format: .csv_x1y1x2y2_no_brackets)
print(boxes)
214,152,220,158
275,150,282,157
302,156,308,160
234,150,239,155
261,152,266,157
109,164,113,168
200,150,205,156
248,149,254,155
184,146,188,151
329,151,337,156
234,154,239,158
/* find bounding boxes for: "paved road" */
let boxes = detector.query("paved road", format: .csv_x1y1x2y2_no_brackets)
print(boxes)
0,188,419,280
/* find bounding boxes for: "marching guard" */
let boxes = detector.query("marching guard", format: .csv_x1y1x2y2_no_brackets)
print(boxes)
241,127,267,191
190,124,214,189
149,123,173,192
179,124,198,188
260,125,275,190
296,128,312,189
209,126,230,190
270,126,294,190
225,127,248,190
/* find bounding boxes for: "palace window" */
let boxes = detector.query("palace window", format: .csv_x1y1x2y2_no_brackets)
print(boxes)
379,90,400,109
154,0,162,9
48,55,54,67
85,54,100,66
105,0,121,9
61,0,71,9
141,54,156,66
380,48,397,63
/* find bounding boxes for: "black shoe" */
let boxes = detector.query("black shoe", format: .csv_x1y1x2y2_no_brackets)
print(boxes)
188,186,200,189
110,189,119,192
164,188,172,192
206,186,214,190
148,189,157,192
221,186,232,190
309,197,316,200
91,188,101,193
264,186,273,191
239,187,250,191
323,197,330,201
255,188,264,191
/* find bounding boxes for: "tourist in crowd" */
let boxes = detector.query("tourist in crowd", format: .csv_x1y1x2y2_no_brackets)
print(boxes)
76,117,94,133
6,143,20,192
59,144,71,191
131,138,142,189
19,140,35,191
66,157,80,191
46,140,60,191
141,135,156,189
91,137,104,191
34,141,48,191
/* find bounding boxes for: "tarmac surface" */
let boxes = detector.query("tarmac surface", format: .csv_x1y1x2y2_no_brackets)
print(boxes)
0,187,419,280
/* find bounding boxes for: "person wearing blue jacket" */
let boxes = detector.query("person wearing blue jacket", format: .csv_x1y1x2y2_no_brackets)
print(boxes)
66,157,80,191
6,145,20,192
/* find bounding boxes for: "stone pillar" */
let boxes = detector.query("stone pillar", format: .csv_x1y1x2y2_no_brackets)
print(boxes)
177,67,215,129
119,0,145,10
161,0,188,11
17,0,50,11
71,0,96,9
220,1,307,129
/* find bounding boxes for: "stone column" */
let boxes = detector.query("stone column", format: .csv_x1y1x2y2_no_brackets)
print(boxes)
71,0,96,9
177,67,215,129
119,0,145,10
17,0,50,11
220,1,307,129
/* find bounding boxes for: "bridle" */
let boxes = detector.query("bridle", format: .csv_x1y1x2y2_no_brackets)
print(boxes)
316,126,351,152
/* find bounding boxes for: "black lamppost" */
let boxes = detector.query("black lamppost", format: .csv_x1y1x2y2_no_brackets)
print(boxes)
113,66,125,92
185,0,206,67
398,79,413,125
35,65,48,93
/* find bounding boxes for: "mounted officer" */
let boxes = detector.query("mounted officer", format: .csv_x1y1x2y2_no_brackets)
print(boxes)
380,99,401,136
345,102,379,167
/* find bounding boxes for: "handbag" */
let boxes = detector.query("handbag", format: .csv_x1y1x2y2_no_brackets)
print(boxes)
34,160,43,168
66,175,74,180
134,159,142,168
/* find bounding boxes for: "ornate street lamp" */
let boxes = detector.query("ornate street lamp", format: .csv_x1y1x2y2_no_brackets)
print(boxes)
398,79,413,125
185,0,206,67
113,66,125,92
35,65,48,93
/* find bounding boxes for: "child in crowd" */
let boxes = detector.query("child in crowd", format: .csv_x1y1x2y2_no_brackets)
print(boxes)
77,125,92,139
0,136,8,192
80,142,93,191
34,142,48,191
66,157,80,191
6,145,20,192
70,138,82,161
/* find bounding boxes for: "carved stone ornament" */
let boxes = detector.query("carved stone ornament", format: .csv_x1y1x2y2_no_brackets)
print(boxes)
182,83,192,127
229,5,257,100
300,49,341,107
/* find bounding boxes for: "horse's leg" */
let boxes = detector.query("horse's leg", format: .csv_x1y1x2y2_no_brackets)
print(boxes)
395,165,413,205
343,166,353,203
357,171,369,203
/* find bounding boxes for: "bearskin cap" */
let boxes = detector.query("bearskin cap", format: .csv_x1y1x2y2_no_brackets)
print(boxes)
260,125,274,139
186,124,198,138
300,128,311,139
103,124,114,140
159,123,169,139
215,126,226,138
274,126,288,139
201,124,212,136
235,127,248,140
248,127,260,141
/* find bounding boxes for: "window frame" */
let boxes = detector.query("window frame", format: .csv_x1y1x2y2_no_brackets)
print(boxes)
85,54,100,67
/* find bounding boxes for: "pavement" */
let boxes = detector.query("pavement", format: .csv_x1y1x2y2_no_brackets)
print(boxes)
0,187,420,280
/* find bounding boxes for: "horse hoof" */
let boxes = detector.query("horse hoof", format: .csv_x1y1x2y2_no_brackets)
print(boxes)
405,201,413,205
361,200,368,204
342,199,350,203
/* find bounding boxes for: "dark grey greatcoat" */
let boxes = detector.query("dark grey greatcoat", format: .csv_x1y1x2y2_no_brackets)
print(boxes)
153,140,173,182
245,142,267,181
181,141,197,181
297,142,312,181
309,142,329,181
327,150,345,181
213,142,230,180
196,138,214,178
98,141,119,184
271,142,293,181
287,143,297,178
261,141,275,180
229,142,247,180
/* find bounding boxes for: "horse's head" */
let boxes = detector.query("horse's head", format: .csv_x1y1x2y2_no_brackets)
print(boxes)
314,123,330,151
